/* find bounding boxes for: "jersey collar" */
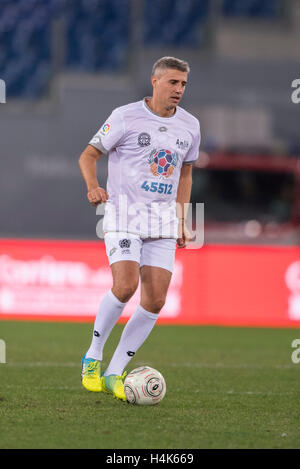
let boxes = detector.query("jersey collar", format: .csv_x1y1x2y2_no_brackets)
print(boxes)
143,97,177,120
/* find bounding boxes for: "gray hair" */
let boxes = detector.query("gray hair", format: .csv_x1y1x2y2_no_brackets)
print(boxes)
152,56,190,77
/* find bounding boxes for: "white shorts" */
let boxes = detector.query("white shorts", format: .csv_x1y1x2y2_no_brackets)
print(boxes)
104,232,177,273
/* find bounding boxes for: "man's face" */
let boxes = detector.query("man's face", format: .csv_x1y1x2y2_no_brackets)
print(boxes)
152,68,188,109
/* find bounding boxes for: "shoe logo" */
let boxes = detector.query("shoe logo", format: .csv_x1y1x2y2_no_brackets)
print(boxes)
127,351,135,357
94,330,100,337
119,239,131,249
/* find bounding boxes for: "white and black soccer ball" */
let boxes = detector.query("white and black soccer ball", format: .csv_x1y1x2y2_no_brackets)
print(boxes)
124,366,166,406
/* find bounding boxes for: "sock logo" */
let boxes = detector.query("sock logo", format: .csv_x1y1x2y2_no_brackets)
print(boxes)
94,330,100,337
127,351,135,357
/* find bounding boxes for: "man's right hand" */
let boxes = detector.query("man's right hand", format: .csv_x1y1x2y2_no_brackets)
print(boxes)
78,145,108,207
87,187,109,207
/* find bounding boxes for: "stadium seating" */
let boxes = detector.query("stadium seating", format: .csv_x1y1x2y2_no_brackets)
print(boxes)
0,1,54,97
0,0,284,98
144,0,209,47
0,0,130,98
222,0,283,18
65,0,130,71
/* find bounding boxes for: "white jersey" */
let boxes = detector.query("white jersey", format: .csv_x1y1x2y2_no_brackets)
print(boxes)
89,98,201,239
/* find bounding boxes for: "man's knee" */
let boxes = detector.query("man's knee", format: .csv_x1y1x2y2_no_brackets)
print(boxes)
143,296,166,314
111,261,139,302
112,282,138,303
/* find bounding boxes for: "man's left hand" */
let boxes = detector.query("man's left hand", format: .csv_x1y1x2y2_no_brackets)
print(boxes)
177,219,192,248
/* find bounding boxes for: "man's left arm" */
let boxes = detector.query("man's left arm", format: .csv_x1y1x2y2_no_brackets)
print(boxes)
176,163,193,248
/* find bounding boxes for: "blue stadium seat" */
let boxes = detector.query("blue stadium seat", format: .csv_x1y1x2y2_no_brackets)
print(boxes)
222,0,283,18
0,0,285,98
1,0,130,98
144,0,209,46
65,0,130,71
0,0,52,98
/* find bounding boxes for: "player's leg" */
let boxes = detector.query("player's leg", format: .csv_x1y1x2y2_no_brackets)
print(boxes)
103,238,175,393
103,265,172,377
111,260,140,303
85,260,140,360
140,265,172,313
82,233,141,392
82,261,139,392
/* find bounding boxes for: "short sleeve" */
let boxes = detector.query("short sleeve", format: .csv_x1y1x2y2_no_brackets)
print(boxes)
89,109,125,153
183,120,201,164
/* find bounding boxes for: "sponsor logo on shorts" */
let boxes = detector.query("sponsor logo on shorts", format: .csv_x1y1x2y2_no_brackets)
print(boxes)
109,247,117,257
119,239,131,249
138,132,151,147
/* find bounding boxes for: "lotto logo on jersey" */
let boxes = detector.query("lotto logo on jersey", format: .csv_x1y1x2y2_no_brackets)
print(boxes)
148,149,178,179
100,123,111,136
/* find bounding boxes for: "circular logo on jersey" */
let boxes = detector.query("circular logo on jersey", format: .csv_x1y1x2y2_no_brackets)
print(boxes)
148,149,178,179
100,123,111,136
119,238,131,249
138,132,151,147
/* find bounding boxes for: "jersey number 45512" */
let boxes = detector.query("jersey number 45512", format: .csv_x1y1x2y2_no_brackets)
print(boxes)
141,180,173,194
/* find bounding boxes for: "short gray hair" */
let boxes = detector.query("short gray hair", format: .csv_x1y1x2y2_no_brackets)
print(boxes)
152,56,190,77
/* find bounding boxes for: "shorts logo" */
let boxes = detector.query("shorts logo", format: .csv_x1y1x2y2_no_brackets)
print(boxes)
100,123,111,136
138,132,151,147
109,247,117,257
148,149,178,179
119,239,131,249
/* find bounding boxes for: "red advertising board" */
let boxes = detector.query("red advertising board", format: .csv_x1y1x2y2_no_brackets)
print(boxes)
0,238,300,328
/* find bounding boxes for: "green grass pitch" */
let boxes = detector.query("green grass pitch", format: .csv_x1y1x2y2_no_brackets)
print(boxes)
0,320,299,449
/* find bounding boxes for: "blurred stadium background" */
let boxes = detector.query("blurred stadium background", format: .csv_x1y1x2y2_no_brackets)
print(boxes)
1,0,300,327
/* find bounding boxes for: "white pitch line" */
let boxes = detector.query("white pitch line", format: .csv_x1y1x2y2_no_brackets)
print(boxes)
1,384,80,390
4,362,79,368
2,361,297,370
194,390,295,396
0,383,295,396
169,362,297,370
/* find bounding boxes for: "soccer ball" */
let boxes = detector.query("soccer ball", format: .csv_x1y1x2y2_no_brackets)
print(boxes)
124,366,166,405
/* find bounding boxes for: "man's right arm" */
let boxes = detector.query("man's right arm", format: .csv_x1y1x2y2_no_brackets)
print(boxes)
78,144,109,207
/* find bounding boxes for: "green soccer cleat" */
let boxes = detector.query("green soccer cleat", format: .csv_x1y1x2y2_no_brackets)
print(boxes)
103,372,127,401
81,353,102,392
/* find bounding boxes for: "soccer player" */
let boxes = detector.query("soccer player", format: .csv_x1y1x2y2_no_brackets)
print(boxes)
78,56,201,401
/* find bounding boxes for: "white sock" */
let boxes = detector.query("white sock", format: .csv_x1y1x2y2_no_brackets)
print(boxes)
104,304,158,376
85,289,127,361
